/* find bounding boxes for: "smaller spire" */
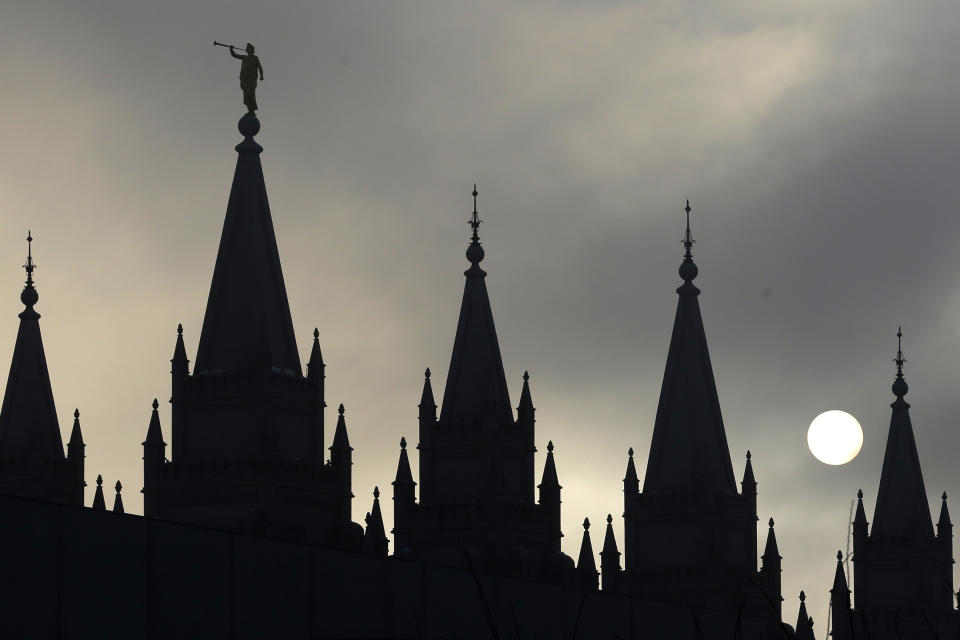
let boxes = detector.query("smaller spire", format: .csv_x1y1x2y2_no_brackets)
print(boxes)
762,517,781,563
68,408,84,452
419,367,437,421
939,491,952,533
307,327,325,379
624,447,638,493
330,403,352,456
795,591,815,640
741,450,756,493
92,474,106,510
601,514,620,557
394,436,415,486
172,323,189,375
577,516,599,589
831,549,849,594
854,489,868,529
539,440,559,488
362,486,388,556
113,480,124,513
143,398,165,448
517,370,535,422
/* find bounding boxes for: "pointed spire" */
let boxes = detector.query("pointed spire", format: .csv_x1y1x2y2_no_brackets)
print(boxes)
363,486,388,556
92,474,106,510
143,398,165,447
830,550,852,635
741,450,756,492
193,114,301,376
419,368,437,422
539,440,559,489
643,201,736,494
113,480,124,514
854,488,868,530
307,327,325,379
831,549,849,594
517,370,535,423
330,403,352,454
68,408,84,454
871,328,934,539
577,517,599,589
623,447,639,494
439,185,513,426
393,436,415,488
794,591,815,640
939,491,952,534
763,517,781,560
171,323,189,376
0,233,65,461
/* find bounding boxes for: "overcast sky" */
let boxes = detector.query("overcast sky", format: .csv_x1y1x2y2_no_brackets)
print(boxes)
3,0,960,628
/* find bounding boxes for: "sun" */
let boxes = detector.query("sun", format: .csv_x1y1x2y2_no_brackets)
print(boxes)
807,410,863,465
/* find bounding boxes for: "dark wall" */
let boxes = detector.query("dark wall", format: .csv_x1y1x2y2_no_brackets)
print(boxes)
0,495,784,639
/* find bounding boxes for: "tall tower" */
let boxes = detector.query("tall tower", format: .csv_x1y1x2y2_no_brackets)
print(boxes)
615,203,767,613
141,114,359,546
0,233,85,505
833,329,957,638
391,187,571,581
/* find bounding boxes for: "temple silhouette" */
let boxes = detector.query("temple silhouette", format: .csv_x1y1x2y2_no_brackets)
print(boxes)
0,112,954,639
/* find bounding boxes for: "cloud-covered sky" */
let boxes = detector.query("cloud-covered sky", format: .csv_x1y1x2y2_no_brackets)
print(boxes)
3,0,960,626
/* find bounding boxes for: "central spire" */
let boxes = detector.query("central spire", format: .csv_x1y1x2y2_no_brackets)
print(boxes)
193,115,301,375
871,327,934,539
439,185,512,425
642,201,736,493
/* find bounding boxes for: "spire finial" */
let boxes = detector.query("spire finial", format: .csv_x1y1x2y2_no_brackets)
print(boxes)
20,231,39,308
547,440,554,453
338,403,345,415
944,491,948,501
837,549,843,561
857,488,863,500
373,486,380,500
97,474,103,487
678,200,698,283
177,323,183,336
606,513,613,524
746,450,751,461
115,480,122,493
583,517,590,530
768,517,774,528
523,370,530,383
313,327,319,340
892,326,909,398
799,590,806,603
424,367,431,379
74,408,80,419
466,184,485,264
152,398,159,411
628,446,634,458
400,436,407,450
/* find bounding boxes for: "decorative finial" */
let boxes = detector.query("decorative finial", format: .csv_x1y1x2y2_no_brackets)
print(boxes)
466,184,485,264
20,231,39,308
606,513,613,525
424,367,431,379
313,327,319,340
768,517,774,528
857,488,863,500
74,408,80,419
746,450,751,461
400,436,407,450
115,480,122,493
944,491,948,501
678,201,698,283
583,517,590,530
837,550,843,561
96,474,103,486
547,440,554,453
338,403,345,415
177,323,183,336
799,590,806,603
523,370,529,383
628,447,634,458
373,486,380,499
892,327,909,399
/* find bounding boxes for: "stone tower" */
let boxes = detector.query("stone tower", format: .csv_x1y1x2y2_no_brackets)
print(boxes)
141,114,359,546
392,187,572,581
0,234,85,506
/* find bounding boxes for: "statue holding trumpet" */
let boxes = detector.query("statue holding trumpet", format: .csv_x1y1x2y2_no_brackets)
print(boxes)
215,41,264,113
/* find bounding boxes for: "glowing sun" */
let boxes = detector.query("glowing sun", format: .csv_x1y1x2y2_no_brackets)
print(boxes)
807,410,863,465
